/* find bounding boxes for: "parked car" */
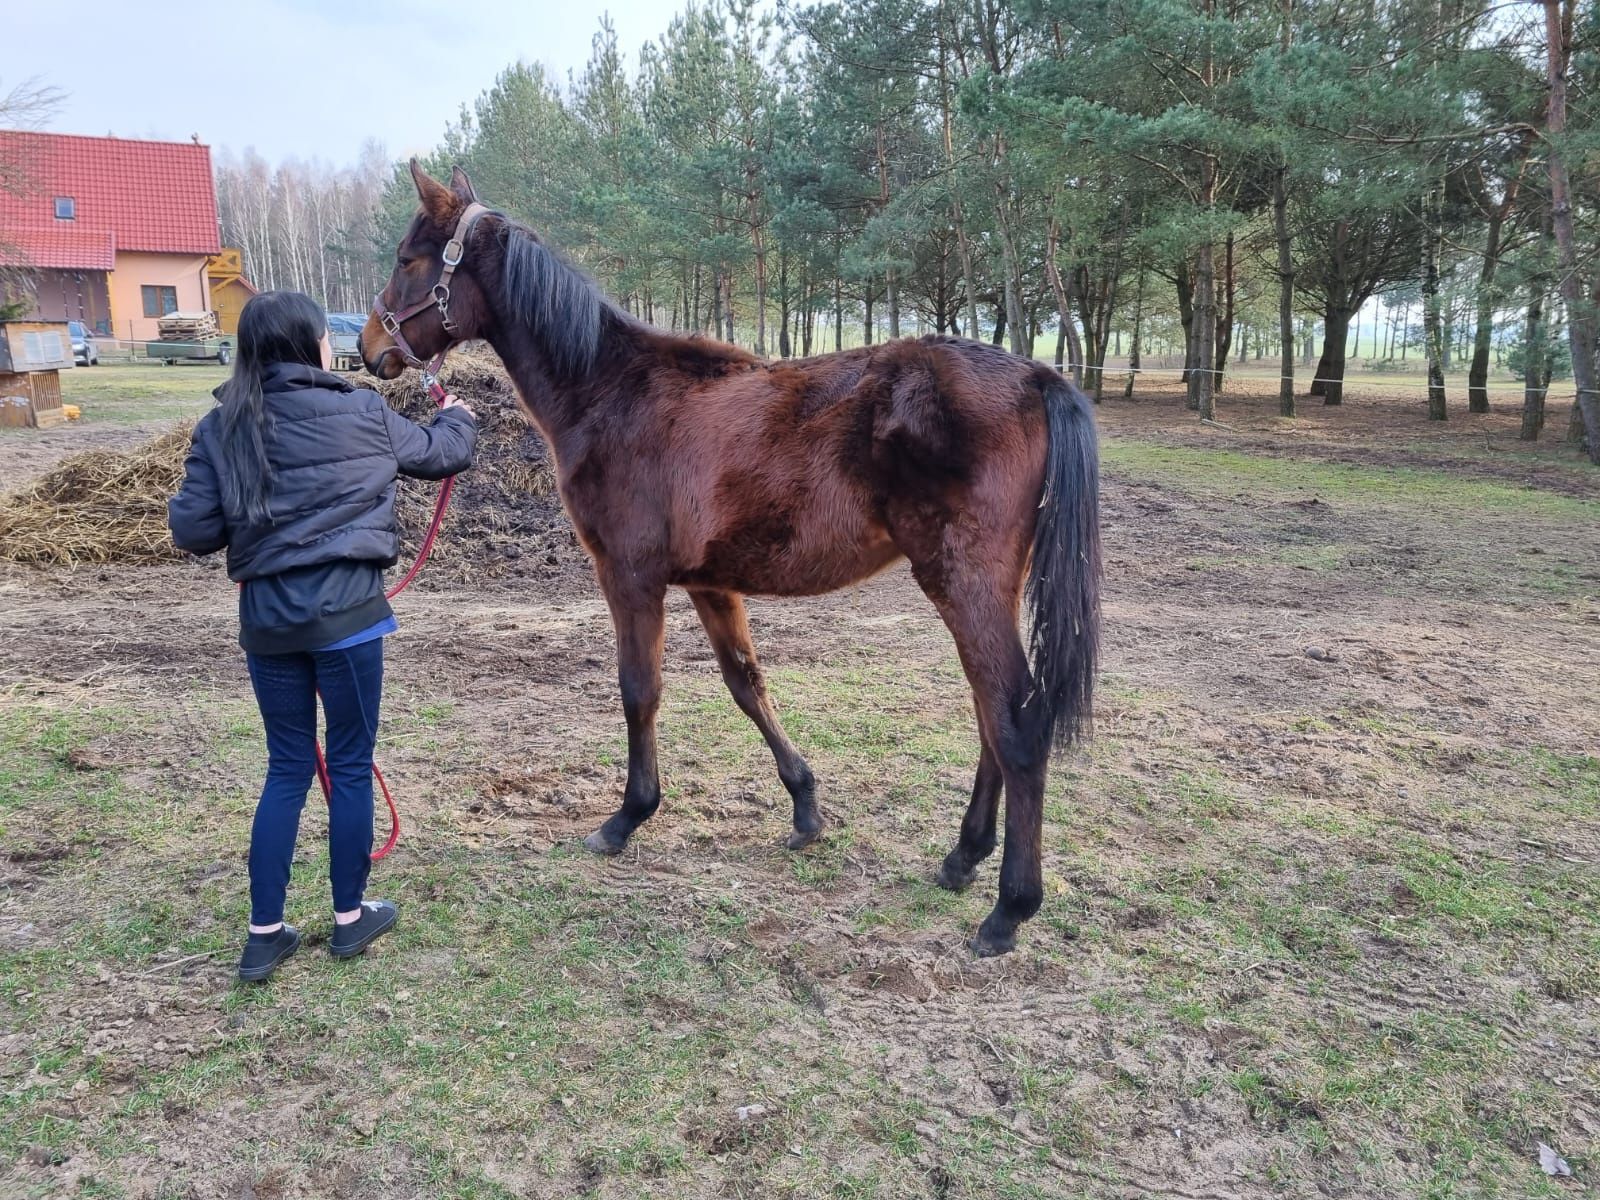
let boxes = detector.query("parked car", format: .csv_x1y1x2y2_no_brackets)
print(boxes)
68,321,98,366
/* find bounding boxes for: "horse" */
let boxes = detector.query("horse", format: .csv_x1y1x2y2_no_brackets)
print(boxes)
361,162,1101,956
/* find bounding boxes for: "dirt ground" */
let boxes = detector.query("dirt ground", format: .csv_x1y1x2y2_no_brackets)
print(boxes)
1,371,1597,1199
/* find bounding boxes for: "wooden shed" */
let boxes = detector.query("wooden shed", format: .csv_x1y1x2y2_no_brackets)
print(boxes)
0,321,71,428
206,249,259,335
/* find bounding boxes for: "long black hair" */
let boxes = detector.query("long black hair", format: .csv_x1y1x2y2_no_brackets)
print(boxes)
217,290,327,524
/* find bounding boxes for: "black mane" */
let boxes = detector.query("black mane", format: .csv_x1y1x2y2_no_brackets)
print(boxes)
498,221,612,380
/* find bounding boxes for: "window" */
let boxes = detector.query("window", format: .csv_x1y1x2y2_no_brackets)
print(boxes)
141,286,179,318
54,196,75,220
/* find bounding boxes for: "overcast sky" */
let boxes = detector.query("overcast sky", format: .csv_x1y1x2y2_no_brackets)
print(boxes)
11,0,759,165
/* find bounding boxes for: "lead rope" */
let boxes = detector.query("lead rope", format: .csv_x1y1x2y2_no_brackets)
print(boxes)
311,349,456,861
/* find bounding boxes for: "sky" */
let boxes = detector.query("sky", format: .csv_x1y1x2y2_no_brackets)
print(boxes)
8,0,741,166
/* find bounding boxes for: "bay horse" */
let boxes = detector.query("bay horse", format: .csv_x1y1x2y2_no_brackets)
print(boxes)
361,163,1101,955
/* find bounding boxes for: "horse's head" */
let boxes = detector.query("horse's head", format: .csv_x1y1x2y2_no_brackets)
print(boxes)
360,160,494,379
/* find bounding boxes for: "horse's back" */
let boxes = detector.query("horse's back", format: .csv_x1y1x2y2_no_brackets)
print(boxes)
660,335,1054,597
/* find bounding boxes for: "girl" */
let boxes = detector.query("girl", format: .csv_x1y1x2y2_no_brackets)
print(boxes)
168,290,477,982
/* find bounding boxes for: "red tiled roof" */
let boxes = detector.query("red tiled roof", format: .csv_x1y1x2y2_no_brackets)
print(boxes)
0,131,219,269
0,226,116,270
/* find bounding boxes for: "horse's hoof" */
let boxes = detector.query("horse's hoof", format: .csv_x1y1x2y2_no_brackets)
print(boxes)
785,826,823,851
968,917,1016,958
936,857,975,892
584,828,626,857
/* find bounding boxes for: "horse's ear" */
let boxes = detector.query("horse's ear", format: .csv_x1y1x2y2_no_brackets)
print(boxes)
449,165,478,204
409,158,455,223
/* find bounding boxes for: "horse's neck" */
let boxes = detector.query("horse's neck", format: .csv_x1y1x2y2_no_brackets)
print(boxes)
486,321,634,451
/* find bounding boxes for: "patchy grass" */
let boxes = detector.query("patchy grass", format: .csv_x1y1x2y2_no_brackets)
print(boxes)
3,390,1598,1198
1101,438,1600,521
5,636,1596,1199
57,363,227,425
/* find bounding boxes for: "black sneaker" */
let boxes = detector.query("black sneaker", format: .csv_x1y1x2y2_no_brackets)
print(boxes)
238,924,301,982
329,900,398,960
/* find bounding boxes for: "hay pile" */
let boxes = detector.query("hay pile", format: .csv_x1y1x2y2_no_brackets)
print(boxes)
0,348,585,583
0,426,193,565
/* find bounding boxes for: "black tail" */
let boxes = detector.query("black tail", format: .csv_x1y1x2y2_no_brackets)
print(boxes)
1024,379,1102,751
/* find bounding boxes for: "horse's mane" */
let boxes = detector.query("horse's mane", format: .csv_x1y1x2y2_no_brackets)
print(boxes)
497,219,614,380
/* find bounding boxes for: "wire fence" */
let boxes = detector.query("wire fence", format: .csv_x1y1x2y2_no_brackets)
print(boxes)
1067,361,1588,399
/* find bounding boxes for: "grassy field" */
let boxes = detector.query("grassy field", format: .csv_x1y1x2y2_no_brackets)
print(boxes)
47,360,1543,429
58,363,229,426
1,369,1597,1199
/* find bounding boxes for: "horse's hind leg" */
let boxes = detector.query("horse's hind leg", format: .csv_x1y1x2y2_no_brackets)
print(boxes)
945,597,1046,956
935,737,1001,892
690,589,822,850
585,574,667,856
908,564,1045,956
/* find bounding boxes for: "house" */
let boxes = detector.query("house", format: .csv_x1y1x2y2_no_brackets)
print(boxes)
206,248,259,335
0,131,221,342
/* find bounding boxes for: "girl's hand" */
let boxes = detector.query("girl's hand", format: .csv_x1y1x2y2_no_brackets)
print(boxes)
442,394,475,418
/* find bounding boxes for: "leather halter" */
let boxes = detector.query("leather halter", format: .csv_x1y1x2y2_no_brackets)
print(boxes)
372,201,490,371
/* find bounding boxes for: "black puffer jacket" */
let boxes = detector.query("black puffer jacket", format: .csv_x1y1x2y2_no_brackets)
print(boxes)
168,362,476,654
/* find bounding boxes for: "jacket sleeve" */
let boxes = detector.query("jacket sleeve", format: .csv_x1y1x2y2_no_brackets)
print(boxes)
167,426,228,555
382,404,478,481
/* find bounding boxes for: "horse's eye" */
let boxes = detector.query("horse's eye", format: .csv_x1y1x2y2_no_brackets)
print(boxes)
397,255,415,269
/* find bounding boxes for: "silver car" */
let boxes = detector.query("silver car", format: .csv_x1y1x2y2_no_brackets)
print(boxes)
69,320,99,366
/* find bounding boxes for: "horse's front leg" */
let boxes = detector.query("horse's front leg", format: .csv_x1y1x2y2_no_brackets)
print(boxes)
584,576,667,856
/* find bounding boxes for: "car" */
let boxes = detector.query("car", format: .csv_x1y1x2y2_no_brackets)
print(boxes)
68,321,99,367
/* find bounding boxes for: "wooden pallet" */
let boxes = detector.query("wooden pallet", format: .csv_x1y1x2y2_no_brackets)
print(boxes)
156,311,221,341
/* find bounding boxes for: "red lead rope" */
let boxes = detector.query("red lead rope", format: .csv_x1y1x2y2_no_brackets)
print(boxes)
309,358,456,861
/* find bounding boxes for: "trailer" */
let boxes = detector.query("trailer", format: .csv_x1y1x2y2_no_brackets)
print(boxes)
327,313,367,371
145,338,233,366
145,311,233,365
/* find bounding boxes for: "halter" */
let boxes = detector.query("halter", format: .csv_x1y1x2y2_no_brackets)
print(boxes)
371,201,490,390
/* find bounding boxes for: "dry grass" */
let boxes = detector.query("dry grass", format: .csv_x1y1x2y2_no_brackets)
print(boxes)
0,350,572,580
0,426,191,566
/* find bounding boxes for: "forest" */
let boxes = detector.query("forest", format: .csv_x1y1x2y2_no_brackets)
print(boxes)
213,0,1600,458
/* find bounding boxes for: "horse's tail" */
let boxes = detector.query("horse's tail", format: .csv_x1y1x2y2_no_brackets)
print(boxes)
1023,377,1102,752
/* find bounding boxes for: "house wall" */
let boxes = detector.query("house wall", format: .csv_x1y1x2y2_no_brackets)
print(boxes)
107,252,210,342
9,270,112,333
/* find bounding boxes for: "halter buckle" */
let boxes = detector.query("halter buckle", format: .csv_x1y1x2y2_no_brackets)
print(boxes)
442,238,465,267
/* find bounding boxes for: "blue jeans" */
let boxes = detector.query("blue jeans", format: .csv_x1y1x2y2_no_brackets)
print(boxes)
245,640,384,926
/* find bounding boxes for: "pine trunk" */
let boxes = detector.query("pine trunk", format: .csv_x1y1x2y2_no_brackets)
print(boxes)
1044,212,1084,386
1316,307,1353,405
1191,237,1217,419
1422,176,1448,421
1214,231,1235,393
1544,0,1600,459
1520,284,1548,440
1176,263,1195,386
1125,269,1145,399
1274,162,1296,416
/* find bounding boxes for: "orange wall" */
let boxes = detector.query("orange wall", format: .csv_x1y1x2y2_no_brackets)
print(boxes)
107,252,210,342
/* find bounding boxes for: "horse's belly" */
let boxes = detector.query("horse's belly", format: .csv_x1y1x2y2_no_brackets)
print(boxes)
748,535,903,596
672,521,901,597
